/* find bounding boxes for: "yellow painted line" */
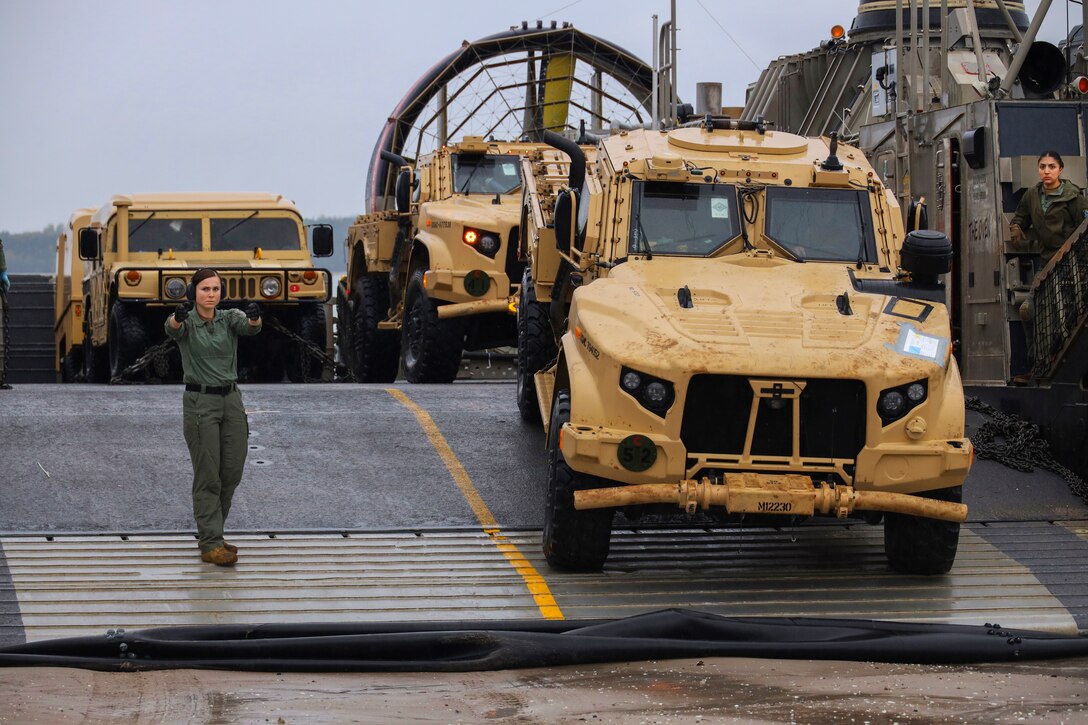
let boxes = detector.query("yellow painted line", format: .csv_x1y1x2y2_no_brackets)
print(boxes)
386,388,564,619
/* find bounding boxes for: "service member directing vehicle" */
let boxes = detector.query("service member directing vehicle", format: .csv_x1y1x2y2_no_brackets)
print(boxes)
165,268,261,566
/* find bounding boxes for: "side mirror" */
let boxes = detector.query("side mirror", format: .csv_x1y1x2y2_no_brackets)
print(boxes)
395,169,413,214
553,189,576,255
78,227,101,260
311,224,334,257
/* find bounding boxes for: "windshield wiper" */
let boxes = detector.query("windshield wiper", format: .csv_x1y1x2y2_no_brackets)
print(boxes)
128,211,157,239
634,212,653,260
458,159,488,194
217,210,259,239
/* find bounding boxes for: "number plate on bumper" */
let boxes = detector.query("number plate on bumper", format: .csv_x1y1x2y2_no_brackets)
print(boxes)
721,473,816,516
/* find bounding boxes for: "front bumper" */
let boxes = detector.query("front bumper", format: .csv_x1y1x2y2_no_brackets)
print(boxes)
559,423,973,493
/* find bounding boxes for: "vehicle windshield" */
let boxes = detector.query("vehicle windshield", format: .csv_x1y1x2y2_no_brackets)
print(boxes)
764,187,876,262
453,154,522,195
210,217,302,252
127,218,202,253
629,181,740,256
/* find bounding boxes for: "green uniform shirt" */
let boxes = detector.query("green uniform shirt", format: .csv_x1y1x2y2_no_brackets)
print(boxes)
164,308,260,386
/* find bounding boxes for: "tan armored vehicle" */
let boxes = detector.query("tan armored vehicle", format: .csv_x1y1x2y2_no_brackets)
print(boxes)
72,193,334,382
338,136,546,383
54,207,97,381
519,122,973,574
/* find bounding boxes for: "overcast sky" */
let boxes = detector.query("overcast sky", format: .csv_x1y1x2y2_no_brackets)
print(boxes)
0,1,1073,233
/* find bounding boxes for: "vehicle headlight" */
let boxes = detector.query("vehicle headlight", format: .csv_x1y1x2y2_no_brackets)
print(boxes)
463,227,501,259
619,366,675,417
877,379,928,425
261,276,281,298
164,277,186,299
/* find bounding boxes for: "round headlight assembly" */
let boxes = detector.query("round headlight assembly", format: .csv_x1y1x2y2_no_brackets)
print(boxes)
643,381,669,408
478,234,500,257
164,277,186,300
621,371,642,392
261,276,281,298
878,390,906,420
906,382,927,403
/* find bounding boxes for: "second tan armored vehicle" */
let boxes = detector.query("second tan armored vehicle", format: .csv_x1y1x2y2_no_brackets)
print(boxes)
338,136,552,383
73,193,334,383
520,122,973,574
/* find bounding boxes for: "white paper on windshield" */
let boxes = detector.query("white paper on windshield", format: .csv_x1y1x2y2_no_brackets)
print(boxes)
501,163,518,176
710,198,730,219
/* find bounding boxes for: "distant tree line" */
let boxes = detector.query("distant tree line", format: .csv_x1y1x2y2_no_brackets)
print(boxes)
0,216,354,277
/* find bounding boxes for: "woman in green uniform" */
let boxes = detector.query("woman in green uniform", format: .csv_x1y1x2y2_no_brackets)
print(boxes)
1010,150,1088,263
165,268,261,566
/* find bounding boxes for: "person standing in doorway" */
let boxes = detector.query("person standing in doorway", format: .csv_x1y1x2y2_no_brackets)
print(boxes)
165,268,261,565
1009,151,1088,264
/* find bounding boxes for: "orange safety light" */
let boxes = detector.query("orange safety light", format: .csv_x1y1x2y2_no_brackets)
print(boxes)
831,24,845,40
463,229,479,245
302,269,317,283
124,270,142,285
1076,76,1088,95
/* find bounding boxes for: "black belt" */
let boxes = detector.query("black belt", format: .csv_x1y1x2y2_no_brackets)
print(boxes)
185,383,236,395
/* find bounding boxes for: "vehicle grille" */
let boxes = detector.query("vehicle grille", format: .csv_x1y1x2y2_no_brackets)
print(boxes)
223,277,257,300
680,375,867,460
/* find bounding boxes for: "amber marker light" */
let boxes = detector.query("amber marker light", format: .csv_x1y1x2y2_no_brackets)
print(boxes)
831,24,845,40
463,229,479,245
124,270,142,285
302,269,317,283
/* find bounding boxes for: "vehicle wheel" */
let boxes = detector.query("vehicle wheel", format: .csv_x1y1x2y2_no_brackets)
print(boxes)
517,268,557,423
108,302,149,381
335,286,353,371
351,273,401,382
884,486,962,575
286,302,326,383
542,390,614,571
61,347,82,383
401,268,464,383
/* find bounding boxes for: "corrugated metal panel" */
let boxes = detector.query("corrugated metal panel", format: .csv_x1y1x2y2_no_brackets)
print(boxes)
2,523,1079,644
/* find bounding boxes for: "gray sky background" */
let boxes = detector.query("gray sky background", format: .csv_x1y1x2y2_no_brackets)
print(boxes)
0,1,1073,234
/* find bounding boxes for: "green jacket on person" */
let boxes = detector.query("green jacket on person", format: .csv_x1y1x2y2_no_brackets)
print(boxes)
1011,179,1088,262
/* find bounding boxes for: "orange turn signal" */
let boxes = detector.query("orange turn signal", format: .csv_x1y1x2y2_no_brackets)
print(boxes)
124,270,142,285
831,24,845,39
463,229,479,245
302,269,317,283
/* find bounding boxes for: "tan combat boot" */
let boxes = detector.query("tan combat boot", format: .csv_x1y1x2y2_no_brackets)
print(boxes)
201,545,238,566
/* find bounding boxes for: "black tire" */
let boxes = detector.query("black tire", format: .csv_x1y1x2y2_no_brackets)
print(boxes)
542,390,614,571
61,347,82,383
884,486,962,575
286,303,326,383
108,302,149,381
335,285,353,371
517,268,557,423
350,273,400,383
401,268,464,383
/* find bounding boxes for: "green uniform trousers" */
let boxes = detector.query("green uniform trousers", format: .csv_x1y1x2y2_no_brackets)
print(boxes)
183,388,249,552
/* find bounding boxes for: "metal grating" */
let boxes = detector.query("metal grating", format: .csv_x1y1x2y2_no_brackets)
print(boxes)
1,524,1080,645
1031,223,1088,379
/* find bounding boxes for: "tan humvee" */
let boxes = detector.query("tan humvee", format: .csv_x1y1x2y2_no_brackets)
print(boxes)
520,121,973,574
54,207,97,381
338,136,562,383
72,193,334,382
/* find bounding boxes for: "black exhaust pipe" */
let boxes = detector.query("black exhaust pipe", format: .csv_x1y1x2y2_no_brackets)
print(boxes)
543,130,586,189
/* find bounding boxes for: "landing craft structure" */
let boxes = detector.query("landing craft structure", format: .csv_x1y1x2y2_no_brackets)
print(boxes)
743,0,1088,480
